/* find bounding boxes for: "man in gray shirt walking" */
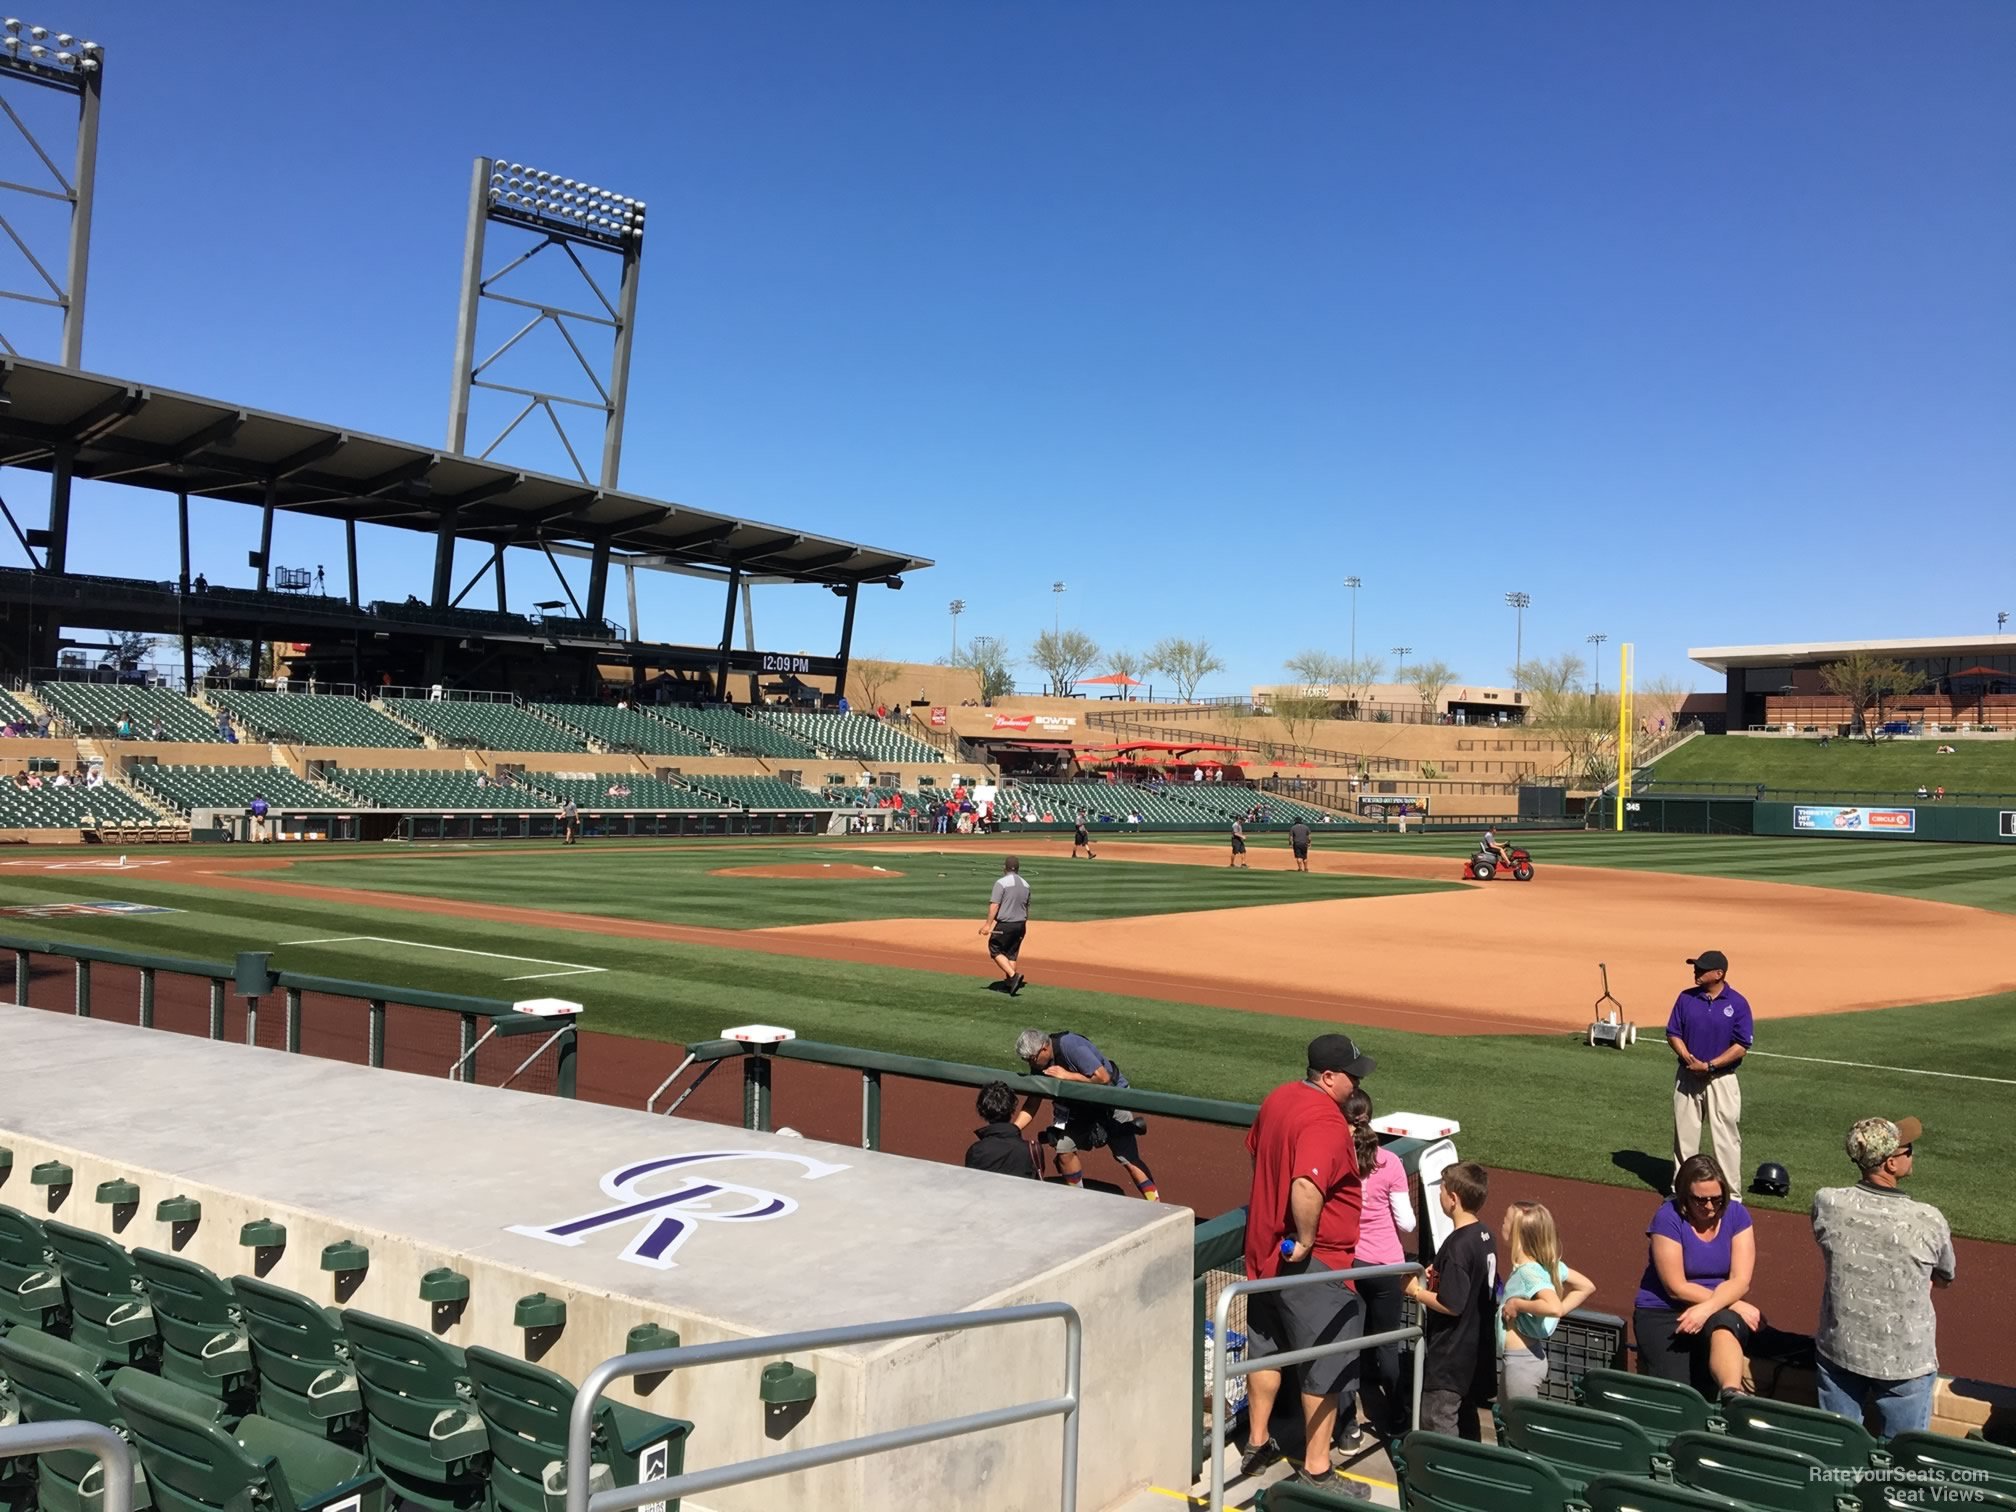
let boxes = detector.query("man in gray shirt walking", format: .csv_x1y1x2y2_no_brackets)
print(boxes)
1812,1115,1956,1435
980,855,1030,995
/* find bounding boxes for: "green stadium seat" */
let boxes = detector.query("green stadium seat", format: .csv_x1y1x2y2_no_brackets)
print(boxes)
1885,1433,2016,1500
1498,1399,1666,1496
1668,1430,1842,1511
647,705,816,759
534,703,712,757
0,1325,157,1512
675,774,839,810
43,1219,161,1373
1722,1392,1884,1475
324,768,530,810
131,1248,256,1413
382,698,587,754
1583,1474,1750,1512
229,1275,363,1445
1576,1369,1719,1449
524,775,730,812
0,1203,67,1334
34,682,215,742
752,709,944,763
112,1367,386,1512
207,691,422,749
1392,1431,1578,1512
129,765,343,816
0,781,165,831
463,1345,690,1512
338,1310,489,1512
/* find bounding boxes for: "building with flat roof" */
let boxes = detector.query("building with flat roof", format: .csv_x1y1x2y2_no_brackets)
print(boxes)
1692,636,2016,730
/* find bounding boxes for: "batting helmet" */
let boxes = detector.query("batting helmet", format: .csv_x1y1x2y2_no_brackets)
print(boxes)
1752,1161,1790,1198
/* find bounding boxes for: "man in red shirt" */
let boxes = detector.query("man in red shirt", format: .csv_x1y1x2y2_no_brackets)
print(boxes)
1237,1033,1376,1498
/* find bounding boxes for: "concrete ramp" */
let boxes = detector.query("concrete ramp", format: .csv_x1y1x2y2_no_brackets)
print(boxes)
0,1010,1192,1512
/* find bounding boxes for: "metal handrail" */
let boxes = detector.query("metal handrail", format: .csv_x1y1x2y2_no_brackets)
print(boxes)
565,1302,1081,1512
1208,1261,1427,1512
0,1419,136,1512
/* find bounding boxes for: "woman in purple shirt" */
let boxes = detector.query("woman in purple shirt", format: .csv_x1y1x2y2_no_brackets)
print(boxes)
1633,1153,1762,1395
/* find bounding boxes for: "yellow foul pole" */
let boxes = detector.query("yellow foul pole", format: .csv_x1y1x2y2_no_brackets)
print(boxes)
1615,642,1635,831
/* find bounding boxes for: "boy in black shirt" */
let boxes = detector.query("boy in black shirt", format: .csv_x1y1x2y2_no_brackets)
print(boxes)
963,1081,1042,1179
1404,1162,1496,1440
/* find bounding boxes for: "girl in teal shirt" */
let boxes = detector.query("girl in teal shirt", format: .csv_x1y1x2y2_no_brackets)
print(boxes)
1497,1201,1597,1399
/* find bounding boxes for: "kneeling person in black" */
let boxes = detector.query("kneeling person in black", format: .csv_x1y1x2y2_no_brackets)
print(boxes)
1015,1028,1159,1201
963,1081,1043,1179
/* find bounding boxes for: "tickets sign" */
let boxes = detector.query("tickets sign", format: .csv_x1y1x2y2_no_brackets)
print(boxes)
1793,806,1916,834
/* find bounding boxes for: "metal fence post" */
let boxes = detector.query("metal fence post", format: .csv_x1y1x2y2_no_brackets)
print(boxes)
861,1070,881,1150
207,978,225,1039
284,987,301,1053
138,967,154,1029
368,1000,386,1068
244,997,259,1046
13,948,27,1006
74,959,90,1017
555,1026,578,1099
457,1013,477,1082
743,1051,771,1133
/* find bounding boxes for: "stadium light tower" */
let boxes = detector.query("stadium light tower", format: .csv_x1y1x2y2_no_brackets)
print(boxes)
1052,580,1066,635
446,156,646,489
1505,591,1531,685
0,22,104,366
1587,632,1607,693
949,598,966,657
2000,611,2010,634
1391,645,1411,672
1344,576,1362,666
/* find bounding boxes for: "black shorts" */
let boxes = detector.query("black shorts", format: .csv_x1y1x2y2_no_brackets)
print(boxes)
1634,1306,1755,1392
1244,1258,1362,1398
1292,842,1309,859
988,921,1026,958
1074,830,1089,845
1231,837,1247,854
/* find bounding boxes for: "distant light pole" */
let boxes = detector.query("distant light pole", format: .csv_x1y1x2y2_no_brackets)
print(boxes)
949,598,966,658
1587,633,1607,694
1345,576,1362,666
1391,646,1411,673
1051,580,1067,636
1505,591,1531,685
2001,611,2010,634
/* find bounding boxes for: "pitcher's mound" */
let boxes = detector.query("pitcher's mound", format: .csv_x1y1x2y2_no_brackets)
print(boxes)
712,863,902,880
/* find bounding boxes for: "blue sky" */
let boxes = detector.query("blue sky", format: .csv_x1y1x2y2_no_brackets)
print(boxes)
19,0,2016,693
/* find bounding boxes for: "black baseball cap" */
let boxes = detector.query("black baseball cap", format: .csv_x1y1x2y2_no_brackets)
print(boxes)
1309,1033,1376,1079
1687,950,1729,975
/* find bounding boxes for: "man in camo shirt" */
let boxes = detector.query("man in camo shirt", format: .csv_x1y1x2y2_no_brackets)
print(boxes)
1811,1115,1956,1435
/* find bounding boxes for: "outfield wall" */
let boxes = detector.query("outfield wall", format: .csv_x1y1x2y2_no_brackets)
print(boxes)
1598,794,2016,844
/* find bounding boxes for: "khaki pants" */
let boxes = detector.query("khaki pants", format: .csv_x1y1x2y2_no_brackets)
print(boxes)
1673,1069,1742,1189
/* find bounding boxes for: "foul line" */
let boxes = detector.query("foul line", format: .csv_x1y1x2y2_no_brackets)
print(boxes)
1747,1049,2016,1086
279,935,607,982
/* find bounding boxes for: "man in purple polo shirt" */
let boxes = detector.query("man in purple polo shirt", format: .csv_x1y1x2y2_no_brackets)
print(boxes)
1667,949,1753,1197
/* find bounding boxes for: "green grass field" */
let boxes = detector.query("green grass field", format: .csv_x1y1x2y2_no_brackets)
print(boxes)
1647,733,2016,795
283,843,1458,926
3,831,2013,1241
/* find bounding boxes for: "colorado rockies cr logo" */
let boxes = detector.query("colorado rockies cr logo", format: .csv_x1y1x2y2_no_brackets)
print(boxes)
507,1151,849,1270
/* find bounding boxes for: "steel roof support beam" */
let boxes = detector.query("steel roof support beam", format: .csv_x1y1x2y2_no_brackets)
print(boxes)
835,583,859,704
584,534,612,624
430,504,461,609
716,567,742,702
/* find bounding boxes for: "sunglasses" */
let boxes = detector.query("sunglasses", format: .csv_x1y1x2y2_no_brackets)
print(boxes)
1684,1191,1729,1209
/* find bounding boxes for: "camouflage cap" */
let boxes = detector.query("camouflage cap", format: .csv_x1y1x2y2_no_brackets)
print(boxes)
1846,1116,1923,1171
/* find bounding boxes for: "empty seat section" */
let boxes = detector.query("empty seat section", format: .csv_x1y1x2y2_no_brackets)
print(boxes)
0,781,162,829
998,782,1197,823
36,682,215,740
340,1309,489,1512
112,1367,386,1512
131,1248,256,1414
0,1325,146,1512
0,1203,67,1333
526,774,727,810
325,768,526,810
463,1345,689,1512
130,765,342,814
648,705,815,757
0,687,34,726
1393,1431,1579,1512
230,1275,364,1445
681,774,838,809
208,691,422,749
383,698,586,753
1171,783,1339,824
534,703,712,756
42,1219,161,1373
755,710,944,763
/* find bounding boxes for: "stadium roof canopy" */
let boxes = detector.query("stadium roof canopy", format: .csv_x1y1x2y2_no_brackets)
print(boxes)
1691,636,2016,672
0,356,930,587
